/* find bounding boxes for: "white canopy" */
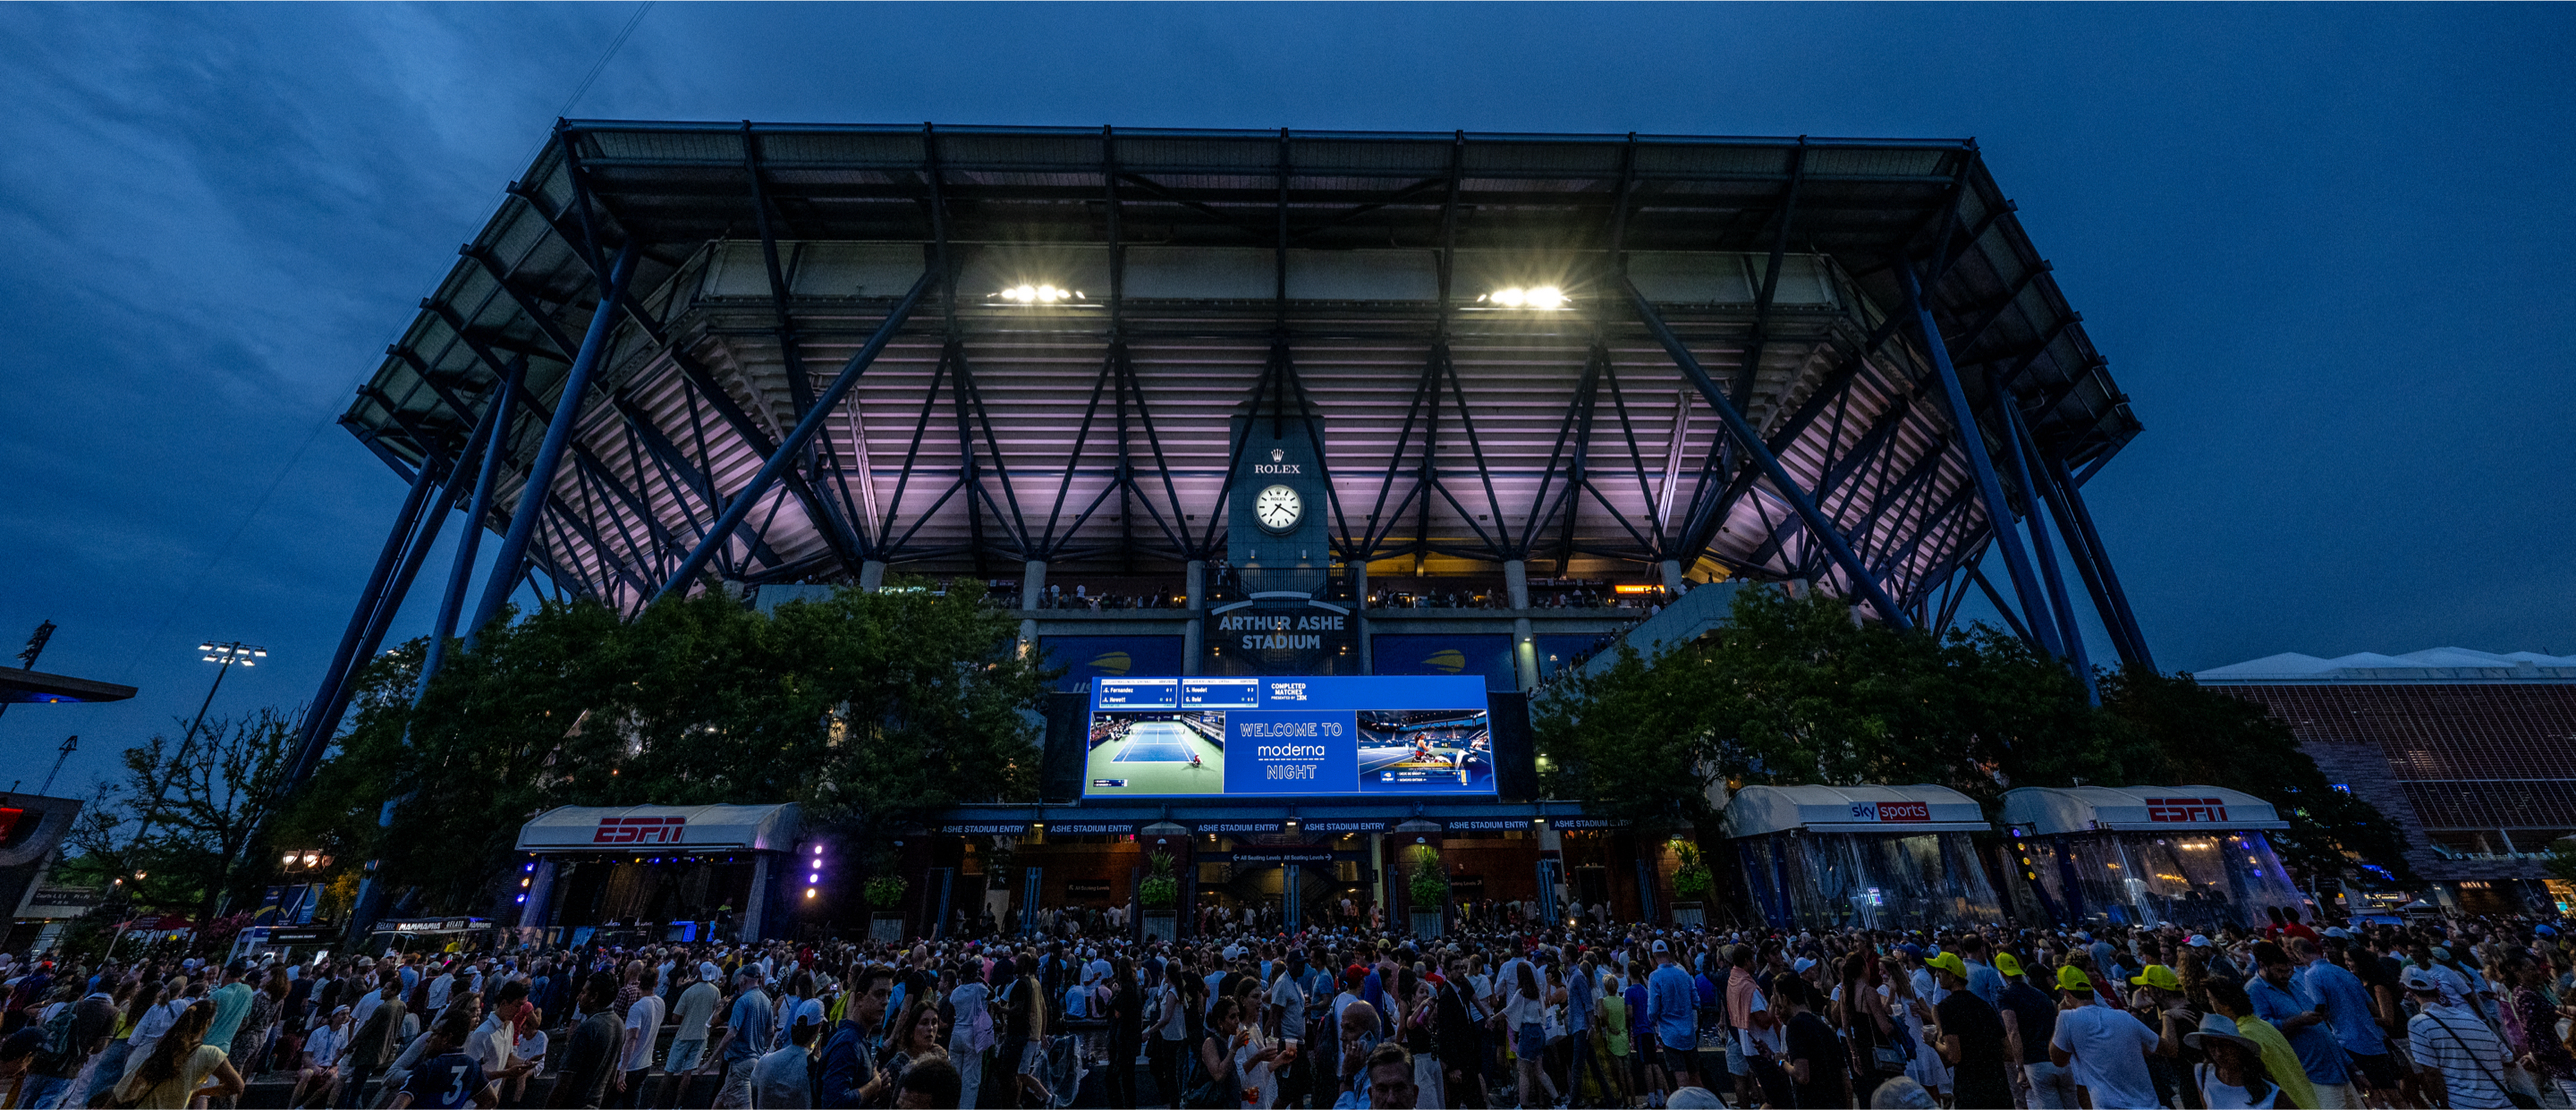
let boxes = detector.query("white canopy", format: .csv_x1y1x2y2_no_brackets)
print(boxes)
1999,785,2286,835
1719,784,1989,837
515,803,801,853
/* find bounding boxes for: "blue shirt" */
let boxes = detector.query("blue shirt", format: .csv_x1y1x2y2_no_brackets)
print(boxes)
724,989,774,1064
1965,961,2005,1006
1647,964,1698,1050
2249,974,2350,1084
2298,960,2389,1058
1565,967,1593,1031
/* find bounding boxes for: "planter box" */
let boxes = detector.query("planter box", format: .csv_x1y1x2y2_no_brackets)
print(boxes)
869,912,906,943
1410,910,1444,939
1142,911,1176,942
1671,901,1707,928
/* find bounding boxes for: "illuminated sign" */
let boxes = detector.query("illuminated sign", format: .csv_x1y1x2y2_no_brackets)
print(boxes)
1849,801,1930,823
1612,584,1659,596
594,815,686,844
1084,676,1492,800
2145,797,2231,824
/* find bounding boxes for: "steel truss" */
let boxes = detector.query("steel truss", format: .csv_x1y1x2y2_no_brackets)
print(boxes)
307,123,2153,755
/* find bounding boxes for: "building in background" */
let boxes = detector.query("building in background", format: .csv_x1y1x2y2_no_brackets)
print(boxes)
2201,648,2576,915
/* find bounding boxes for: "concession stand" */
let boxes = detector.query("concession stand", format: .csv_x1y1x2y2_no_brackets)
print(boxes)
1999,785,2302,930
1719,784,2003,930
513,803,804,945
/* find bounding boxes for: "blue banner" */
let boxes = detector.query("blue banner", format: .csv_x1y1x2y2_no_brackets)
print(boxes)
1039,636,1186,692
1371,634,1518,691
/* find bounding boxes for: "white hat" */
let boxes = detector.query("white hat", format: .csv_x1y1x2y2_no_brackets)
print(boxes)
1651,940,1669,953
2184,935,2212,948
2400,966,2443,993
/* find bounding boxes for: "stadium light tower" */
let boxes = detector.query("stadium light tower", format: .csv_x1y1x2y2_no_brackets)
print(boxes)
127,640,266,852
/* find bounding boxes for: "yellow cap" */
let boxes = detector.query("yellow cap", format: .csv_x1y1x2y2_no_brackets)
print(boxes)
2057,965,2095,993
1995,953,2024,978
2130,964,2182,992
1924,952,1969,979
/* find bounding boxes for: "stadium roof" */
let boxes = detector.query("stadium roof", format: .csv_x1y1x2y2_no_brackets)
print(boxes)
2197,647,2576,684
337,123,2140,623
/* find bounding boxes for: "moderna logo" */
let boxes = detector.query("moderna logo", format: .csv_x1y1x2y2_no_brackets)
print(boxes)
2146,797,2229,823
595,816,685,843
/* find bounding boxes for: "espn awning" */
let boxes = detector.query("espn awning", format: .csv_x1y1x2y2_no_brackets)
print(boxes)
515,803,802,853
1719,784,1990,837
2000,785,2287,835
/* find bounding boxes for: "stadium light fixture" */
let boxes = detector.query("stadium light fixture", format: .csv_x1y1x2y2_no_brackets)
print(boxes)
1479,285,1567,310
995,284,1084,304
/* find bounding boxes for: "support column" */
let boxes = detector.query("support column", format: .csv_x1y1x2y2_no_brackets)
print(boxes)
1284,864,1301,933
1998,402,2096,699
1182,559,1206,675
1537,820,1564,924
744,852,774,942
859,560,887,591
1369,834,1388,922
518,859,557,931
1893,262,2063,658
1659,559,1687,594
1019,866,1044,937
1505,558,1538,690
1020,559,1046,656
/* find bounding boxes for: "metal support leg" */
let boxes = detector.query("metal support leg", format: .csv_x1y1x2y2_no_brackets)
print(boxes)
296,457,441,765
1626,283,1911,628
419,365,521,696
1996,401,2096,700
1893,262,2063,656
2046,454,2157,672
468,243,640,640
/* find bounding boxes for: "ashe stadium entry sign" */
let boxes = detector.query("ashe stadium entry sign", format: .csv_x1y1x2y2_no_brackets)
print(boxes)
1080,675,1494,799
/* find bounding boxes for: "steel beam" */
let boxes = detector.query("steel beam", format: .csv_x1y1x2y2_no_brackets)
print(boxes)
1996,396,2096,699
417,361,520,696
2046,452,2156,672
1893,261,2060,656
655,270,935,599
1627,283,1911,627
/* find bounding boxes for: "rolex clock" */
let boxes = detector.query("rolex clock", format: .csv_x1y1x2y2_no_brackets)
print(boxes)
1253,484,1303,534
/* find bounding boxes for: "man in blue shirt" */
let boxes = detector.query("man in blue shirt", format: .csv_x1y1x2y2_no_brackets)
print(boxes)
1645,941,1700,1090
2297,936,2402,1102
706,968,772,1108
2250,940,2351,1102
1959,934,2007,1006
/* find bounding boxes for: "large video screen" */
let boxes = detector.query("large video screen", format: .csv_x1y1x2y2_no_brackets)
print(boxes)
1082,675,1495,799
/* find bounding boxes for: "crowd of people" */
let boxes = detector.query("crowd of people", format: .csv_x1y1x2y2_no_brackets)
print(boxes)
0,908,2564,1109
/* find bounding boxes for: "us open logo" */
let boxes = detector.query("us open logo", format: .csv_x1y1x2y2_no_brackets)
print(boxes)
594,815,685,844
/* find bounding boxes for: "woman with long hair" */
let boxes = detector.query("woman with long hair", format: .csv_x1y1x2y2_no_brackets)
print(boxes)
858,998,949,1106
113,1000,244,1109
1882,948,1946,1103
1506,959,1546,1108
79,978,162,1107
1835,951,1898,1105
1190,996,1265,1110
1104,957,1142,1110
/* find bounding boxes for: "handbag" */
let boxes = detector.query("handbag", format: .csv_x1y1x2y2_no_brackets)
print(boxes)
2428,1011,2542,1110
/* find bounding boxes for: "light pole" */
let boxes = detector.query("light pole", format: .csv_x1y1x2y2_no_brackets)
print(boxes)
127,641,266,852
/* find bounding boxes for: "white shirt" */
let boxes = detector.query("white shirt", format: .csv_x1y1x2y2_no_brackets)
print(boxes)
304,1021,349,1069
622,994,665,1073
2408,1003,2507,1108
1269,973,1307,1039
465,1014,514,1075
125,998,192,1070
2051,1002,2162,1110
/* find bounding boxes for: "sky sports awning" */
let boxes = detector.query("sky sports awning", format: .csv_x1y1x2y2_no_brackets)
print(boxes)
1719,783,1990,836
2000,785,2287,835
515,803,802,853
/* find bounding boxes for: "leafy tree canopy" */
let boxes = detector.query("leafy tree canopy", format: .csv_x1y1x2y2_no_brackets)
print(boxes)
282,580,1047,914
1534,585,2409,881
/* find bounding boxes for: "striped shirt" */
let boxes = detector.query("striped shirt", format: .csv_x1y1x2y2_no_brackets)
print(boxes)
2407,1004,2510,1109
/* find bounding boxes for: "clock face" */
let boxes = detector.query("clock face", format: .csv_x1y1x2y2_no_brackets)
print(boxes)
1253,484,1303,534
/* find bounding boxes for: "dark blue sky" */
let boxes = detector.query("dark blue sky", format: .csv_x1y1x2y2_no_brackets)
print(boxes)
4,4,2571,793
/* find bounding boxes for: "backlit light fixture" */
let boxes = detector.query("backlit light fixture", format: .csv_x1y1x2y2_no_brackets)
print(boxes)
996,284,1082,303
1481,285,1566,310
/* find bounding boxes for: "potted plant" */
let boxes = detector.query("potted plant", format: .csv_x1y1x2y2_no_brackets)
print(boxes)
865,874,909,941
1405,843,1448,939
1139,851,1180,941
1670,841,1712,927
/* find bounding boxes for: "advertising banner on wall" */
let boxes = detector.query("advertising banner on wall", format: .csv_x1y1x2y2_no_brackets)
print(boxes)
1082,675,1493,800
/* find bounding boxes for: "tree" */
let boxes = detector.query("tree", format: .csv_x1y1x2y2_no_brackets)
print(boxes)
64,708,298,922
282,579,1050,918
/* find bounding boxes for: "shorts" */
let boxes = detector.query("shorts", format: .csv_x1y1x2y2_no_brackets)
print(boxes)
2347,1050,2402,1090
1659,1043,1697,1076
665,1038,706,1074
1515,1022,1546,1061
1725,1040,1752,1077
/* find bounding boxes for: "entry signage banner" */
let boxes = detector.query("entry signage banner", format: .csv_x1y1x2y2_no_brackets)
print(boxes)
1063,880,1113,898
1549,818,1631,830
1192,819,1287,835
1444,817,1533,832
1046,821,1139,835
1303,818,1389,834
1230,848,1337,866
942,822,1034,835
1084,675,1494,800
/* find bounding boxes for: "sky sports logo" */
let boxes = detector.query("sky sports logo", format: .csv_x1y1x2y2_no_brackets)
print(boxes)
1849,801,1929,822
2145,797,2230,823
594,815,685,843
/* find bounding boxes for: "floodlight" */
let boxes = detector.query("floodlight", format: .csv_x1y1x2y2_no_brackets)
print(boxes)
1526,286,1565,309
1493,287,1526,307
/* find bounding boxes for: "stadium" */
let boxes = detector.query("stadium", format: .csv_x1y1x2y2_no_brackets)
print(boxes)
309,122,2174,938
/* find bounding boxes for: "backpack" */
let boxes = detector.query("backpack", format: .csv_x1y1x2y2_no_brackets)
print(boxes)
32,1001,80,1073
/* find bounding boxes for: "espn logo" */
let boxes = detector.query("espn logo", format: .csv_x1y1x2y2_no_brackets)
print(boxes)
594,816,685,844
1848,801,1930,822
2145,797,2229,823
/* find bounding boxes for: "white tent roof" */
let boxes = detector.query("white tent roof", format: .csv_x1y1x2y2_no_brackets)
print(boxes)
1999,785,2286,835
516,803,801,853
2196,647,2576,684
1718,784,1989,837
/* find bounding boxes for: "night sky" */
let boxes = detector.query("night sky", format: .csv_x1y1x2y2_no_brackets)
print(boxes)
4,4,2570,794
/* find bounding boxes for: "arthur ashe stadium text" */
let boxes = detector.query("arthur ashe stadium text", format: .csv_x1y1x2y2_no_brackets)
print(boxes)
1216,611,1346,651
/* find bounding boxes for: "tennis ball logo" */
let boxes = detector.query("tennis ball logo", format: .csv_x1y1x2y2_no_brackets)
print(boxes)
1087,650,1133,675
1423,649,1465,674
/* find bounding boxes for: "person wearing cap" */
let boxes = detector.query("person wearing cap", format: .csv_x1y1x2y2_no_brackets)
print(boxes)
1923,953,2012,1108
2248,941,2351,1106
2182,1013,2283,1108
1646,939,1701,1093
2400,963,2512,1109
292,1004,352,1107
1997,953,2073,1108
2048,964,2176,1109
2202,978,2316,1110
